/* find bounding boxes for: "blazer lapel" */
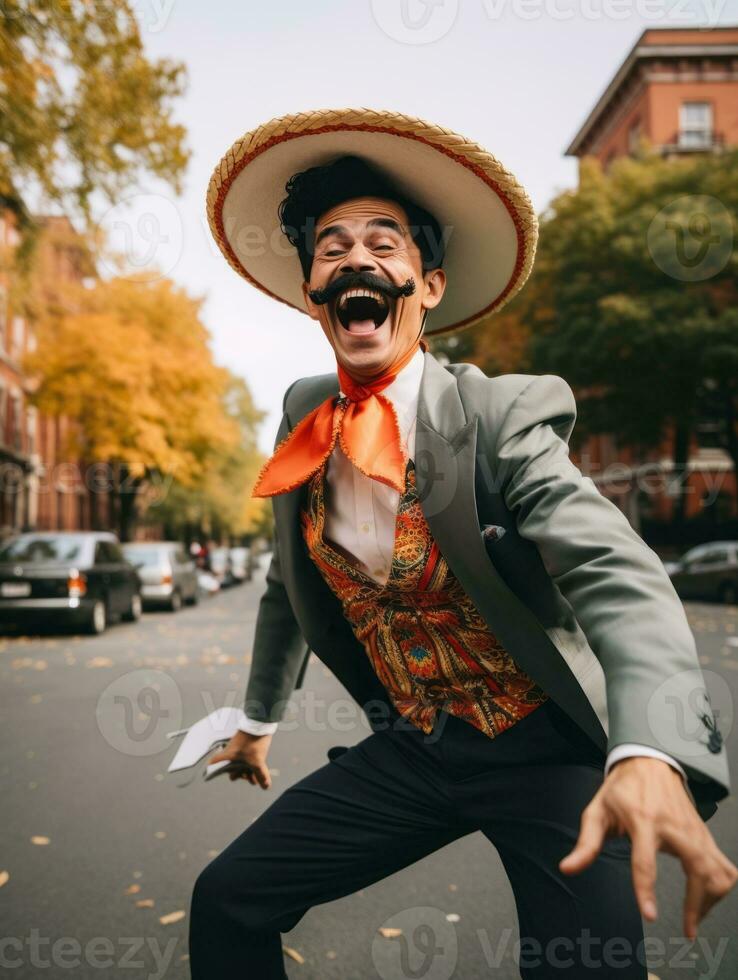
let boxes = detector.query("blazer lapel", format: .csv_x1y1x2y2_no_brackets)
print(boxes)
415,351,607,749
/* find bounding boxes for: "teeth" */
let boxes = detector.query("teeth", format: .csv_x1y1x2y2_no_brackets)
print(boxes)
337,288,386,309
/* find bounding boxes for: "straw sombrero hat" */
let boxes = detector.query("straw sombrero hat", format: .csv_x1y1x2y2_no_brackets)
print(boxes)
207,108,538,336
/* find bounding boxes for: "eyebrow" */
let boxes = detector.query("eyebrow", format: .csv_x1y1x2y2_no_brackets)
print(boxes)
315,217,406,246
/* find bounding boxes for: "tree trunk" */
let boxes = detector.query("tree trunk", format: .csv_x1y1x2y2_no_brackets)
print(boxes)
116,465,139,542
720,388,738,515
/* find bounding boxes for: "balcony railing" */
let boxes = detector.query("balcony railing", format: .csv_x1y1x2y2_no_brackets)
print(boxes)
661,130,725,154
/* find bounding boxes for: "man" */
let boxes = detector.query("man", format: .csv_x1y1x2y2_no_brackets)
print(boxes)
191,109,735,978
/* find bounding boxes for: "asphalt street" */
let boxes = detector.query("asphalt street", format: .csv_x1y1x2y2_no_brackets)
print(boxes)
1,560,736,980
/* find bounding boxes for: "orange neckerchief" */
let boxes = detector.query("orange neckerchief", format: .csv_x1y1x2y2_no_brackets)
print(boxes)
252,340,427,498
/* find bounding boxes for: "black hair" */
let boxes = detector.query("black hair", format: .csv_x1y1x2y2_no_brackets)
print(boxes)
278,155,445,280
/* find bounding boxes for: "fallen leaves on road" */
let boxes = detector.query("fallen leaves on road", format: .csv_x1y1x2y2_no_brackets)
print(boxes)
136,899,155,909
154,831,167,840
0,871,9,888
87,657,113,668
30,836,50,846
378,927,403,939
283,946,304,964
124,884,141,895
159,910,186,925
11,658,47,671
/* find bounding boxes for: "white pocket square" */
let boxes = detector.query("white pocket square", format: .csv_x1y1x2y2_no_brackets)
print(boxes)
481,523,507,542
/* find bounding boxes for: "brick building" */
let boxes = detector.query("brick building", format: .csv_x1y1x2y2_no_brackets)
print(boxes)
0,212,112,536
565,26,738,537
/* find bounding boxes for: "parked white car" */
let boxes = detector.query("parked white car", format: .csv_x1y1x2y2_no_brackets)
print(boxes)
122,541,199,612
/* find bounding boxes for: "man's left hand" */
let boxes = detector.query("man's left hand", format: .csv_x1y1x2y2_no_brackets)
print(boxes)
559,757,737,939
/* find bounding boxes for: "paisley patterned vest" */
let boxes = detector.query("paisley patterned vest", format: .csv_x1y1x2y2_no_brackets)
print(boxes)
300,458,549,738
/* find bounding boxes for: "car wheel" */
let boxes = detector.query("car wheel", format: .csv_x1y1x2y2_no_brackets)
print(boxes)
86,599,107,635
185,589,199,606
719,582,737,605
123,592,143,622
168,590,183,613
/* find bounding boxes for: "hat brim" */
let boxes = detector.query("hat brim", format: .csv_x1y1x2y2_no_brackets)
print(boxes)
207,108,538,336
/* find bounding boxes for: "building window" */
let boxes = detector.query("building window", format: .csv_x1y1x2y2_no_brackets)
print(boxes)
0,285,6,353
10,391,22,451
679,102,713,149
0,384,6,445
11,316,24,360
26,406,37,456
628,119,641,155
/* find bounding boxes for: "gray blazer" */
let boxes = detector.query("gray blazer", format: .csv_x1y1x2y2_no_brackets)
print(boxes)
246,350,729,819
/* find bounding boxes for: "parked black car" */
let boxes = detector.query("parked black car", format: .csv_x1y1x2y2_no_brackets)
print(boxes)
0,531,142,634
664,540,738,605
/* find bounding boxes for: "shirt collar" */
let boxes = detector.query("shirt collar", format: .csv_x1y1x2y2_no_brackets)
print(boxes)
382,346,424,434
339,346,424,441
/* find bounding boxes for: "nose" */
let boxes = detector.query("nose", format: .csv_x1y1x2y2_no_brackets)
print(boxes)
339,241,378,275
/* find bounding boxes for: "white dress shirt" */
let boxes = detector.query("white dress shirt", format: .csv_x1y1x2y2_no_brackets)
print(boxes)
240,350,688,784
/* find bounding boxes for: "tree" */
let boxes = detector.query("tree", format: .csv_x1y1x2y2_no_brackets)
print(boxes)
24,274,253,540
148,374,271,543
456,147,738,535
0,0,188,223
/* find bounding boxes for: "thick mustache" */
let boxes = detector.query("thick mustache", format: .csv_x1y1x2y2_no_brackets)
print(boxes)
307,272,416,306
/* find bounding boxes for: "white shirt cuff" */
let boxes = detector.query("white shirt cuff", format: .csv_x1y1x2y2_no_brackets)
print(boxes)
605,743,687,785
237,716,279,737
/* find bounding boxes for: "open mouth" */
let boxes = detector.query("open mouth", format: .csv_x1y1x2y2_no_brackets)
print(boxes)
335,289,391,335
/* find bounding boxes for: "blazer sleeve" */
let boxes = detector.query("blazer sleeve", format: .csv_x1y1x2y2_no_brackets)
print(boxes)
492,374,730,803
243,384,311,724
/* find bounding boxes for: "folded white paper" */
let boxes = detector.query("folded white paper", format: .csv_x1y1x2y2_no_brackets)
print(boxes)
167,706,247,773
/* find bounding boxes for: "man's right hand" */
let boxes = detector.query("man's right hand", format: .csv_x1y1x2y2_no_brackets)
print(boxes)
208,731,273,789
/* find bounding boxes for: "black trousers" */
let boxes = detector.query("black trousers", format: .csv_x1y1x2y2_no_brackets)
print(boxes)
189,699,647,978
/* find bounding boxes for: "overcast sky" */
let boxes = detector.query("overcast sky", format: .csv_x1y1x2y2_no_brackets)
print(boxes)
120,0,738,451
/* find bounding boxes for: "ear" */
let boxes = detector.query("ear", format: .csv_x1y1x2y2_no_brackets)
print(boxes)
421,268,446,312
301,281,321,321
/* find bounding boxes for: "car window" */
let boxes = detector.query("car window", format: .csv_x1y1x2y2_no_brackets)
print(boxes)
107,543,124,563
96,541,123,563
124,547,163,567
0,535,91,563
683,547,707,565
694,548,730,566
